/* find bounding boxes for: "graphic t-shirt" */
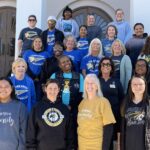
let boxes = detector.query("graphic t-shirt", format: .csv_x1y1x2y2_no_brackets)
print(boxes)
80,55,101,75
125,101,145,150
78,97,116,150
62,20,72,36
46,30,55,56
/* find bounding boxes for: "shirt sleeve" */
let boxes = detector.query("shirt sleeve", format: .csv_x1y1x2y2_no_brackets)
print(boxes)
100,98,116,125
79,74,84,92
80,57,86,70
50,73,56,79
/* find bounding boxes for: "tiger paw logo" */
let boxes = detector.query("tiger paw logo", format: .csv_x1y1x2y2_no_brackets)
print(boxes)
42,108,64,127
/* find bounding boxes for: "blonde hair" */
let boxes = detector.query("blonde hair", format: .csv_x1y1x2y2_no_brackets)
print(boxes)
111,39,126,55
88,38,103,58
63,35,77,49
83,74,103,99
12,58,27,74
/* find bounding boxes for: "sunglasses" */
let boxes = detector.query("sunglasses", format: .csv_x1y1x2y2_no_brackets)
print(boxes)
101,63,111,67
28,19,36,22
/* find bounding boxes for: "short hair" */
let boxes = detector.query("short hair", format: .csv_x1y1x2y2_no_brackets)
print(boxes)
106,24,118,38
0,77,16,100
83,74,103,99
115,8,124,14
98,57,115,78
62,6,72,18
88,38,103,58
79,25,87,30
134,23,144,30
12,58,27,74
31,36,44,50
45,79,60,88
63,35,77,49
111,39,126,55
28,15,37,21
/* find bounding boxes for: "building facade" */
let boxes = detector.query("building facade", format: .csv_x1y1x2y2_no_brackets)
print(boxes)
0,0,149,76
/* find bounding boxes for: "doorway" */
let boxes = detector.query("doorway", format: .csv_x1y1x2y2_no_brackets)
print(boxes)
0,7,16,77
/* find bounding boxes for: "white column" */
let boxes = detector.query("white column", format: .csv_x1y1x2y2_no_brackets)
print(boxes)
15,0,47,58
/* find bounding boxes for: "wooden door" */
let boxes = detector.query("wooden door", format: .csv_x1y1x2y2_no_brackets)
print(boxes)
0,7,16,77
72,6,113,38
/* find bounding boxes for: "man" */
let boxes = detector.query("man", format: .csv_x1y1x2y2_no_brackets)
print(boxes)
109,9,132,44
86,14,102,43
41,16,64,56
18,15,42,55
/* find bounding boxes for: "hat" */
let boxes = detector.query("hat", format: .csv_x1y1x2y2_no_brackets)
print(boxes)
47,16,57,22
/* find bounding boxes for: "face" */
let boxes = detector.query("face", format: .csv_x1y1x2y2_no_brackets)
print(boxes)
45,83,59,102
135,60,147,76
79,26,87,37
116,10,124,21
66,37,75,50
14,62,26,76
59,57,72,72
112,41,122,56
107,26,116,38
53,44,63,57
28,17,37,28
48,20,56,30
131,77,145,96
101,60,112,75
87,15,95,26
33,38,42,51
91,41,100,56
85,77,98,95
0,80,12,102
134,25,144,37
64,11,72,20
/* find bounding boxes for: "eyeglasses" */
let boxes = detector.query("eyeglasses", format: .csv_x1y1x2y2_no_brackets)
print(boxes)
136,64,146,67
101,63,111,67
28,19,36,22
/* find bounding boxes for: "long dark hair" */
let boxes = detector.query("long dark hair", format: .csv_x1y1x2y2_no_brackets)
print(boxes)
141,36,150,55
0,77,16,100
121,75,149,117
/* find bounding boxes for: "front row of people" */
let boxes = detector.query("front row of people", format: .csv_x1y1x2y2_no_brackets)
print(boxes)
0,72,149,150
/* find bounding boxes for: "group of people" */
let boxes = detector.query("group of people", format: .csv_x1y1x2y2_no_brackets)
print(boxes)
0,5,150,150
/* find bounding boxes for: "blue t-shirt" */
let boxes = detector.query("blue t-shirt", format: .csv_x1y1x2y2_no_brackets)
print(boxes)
50,72,84,106
63,49,82,72
102,38,115,57
112,55,123,79
77,37,89,58
80,55,102,75
46,30,55,56
23,50,50,76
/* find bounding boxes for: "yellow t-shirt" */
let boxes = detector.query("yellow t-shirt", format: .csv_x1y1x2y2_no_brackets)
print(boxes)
77,96,116,150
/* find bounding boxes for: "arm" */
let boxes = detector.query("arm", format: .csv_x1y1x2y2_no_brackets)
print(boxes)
18,39,23,55
124,23,132,44
82,69,86,78
102,123,113,150
26,108,37,150
18,103,28,150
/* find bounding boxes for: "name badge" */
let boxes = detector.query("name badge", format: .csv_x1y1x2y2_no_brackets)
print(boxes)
110,84,116,88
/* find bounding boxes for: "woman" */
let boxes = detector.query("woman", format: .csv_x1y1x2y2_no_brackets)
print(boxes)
78,74,116,150
56,6,79,38
26,79,74,150
0,77,27,150
80,38,103,77
138,36,150,67
125,23,148,68
120,75,150,150
102,25,117,57
98,57,124,149
76,25,89,58
23,36,50,101
111,39,132,94
63,35,82,72
134,59,150,95
10,58,36,112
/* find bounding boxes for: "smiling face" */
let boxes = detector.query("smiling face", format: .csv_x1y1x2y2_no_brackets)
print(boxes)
48,19,56,30
79,26,87,38
112,41,122,56
13,62,26,77
59,56,72,72
134,24,144,37
91,40,101,56
28,16,37,28
87,15,95,26
101,59,112,76
0,80,12,102
135,60,147,76
33,38,42,51
107,26,116,39
131,77,145,97
115,10,124,22
66,37,75,50
45,83,60,102
64,11,72,20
